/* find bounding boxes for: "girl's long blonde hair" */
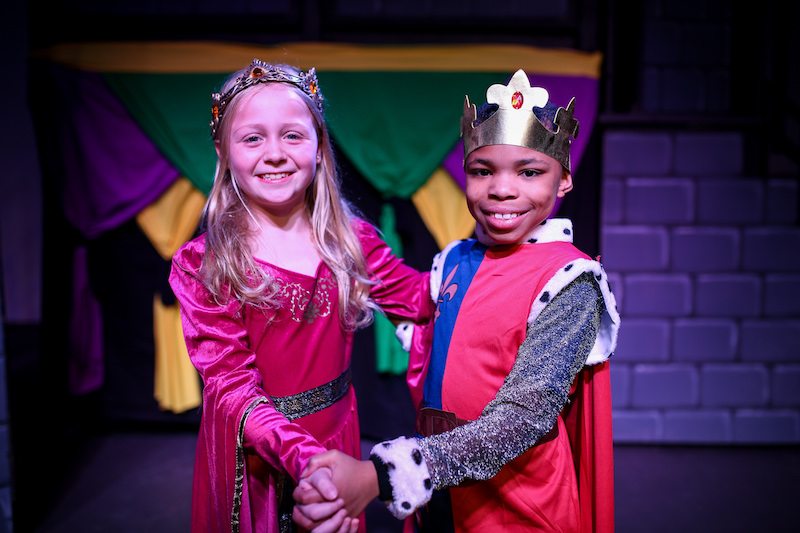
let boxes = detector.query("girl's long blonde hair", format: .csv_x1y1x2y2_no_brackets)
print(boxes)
200,63,377,330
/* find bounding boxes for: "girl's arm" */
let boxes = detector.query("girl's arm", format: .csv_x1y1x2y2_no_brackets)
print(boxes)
169,241,328,481
356,219,434,324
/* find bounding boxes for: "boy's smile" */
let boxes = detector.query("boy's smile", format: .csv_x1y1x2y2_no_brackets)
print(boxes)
465,144,572,246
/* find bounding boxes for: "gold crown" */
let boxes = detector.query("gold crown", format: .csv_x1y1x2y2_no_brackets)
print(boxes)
210,59,324,138
461,69,579,172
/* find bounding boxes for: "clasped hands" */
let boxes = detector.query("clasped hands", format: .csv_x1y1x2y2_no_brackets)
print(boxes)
292,450,380,533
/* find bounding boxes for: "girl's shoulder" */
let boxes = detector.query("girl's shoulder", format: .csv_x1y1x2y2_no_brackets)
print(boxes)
173,233,208,271
351,216,380,241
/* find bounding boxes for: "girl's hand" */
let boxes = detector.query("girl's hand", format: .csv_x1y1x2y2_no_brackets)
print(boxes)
297,450,380,517
293,467,343,530
293,505,359,533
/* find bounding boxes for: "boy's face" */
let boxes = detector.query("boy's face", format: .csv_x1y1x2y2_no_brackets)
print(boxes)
465,144,572,246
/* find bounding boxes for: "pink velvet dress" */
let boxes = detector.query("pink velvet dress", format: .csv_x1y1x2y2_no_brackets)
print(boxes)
169,219,432,533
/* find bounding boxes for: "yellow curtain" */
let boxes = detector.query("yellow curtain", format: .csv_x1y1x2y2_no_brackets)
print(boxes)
412,168,476,250
152,296,201,413
136,177,206,413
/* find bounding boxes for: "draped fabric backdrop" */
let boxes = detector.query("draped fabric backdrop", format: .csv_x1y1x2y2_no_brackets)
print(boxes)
32,42,601,426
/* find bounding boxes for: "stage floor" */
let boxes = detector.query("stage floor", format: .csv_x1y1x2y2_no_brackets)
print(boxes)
28,430,800,533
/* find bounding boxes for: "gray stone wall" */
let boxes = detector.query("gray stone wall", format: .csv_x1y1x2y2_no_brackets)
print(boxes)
600,1,800,444
601,131,799,443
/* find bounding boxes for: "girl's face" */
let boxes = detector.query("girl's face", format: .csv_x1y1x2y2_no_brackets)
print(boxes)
465,144,572,246
223,83,320,221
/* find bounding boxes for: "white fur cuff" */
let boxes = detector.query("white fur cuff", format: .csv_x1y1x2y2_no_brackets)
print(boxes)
370,437,433,519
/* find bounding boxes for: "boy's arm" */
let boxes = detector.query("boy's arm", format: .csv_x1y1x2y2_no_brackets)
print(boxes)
370,272,605,519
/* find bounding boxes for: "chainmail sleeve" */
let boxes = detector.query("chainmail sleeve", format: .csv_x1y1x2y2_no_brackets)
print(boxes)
418,271,604,489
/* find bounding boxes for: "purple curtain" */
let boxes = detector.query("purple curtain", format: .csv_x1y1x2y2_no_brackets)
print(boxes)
59,69,180,393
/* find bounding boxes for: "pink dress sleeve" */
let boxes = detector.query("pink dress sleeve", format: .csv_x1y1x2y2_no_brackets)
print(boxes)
169,238,327,481
356,219,434,323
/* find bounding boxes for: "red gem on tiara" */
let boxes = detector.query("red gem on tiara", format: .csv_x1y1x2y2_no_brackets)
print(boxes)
511,92,523,109
251,67,265,79
309,81,318,95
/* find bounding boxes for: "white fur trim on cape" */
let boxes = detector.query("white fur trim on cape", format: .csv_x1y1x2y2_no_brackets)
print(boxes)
525,218,574,244
370,437,433,519
527,257,620,365
395,321,414,352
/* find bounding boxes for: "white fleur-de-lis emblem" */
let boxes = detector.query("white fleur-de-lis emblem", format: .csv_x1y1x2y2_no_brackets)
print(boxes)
486,69,549,111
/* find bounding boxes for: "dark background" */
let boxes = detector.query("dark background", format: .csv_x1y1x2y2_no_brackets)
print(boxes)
1,1,798,532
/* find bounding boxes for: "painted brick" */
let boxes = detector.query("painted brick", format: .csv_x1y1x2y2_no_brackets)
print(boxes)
602,178,623,224
701,364,769,407
673,319,737,361
661,67,706,113
671,227,739,272
0,427,7,486
0,361,6,422
696,179,764,224
677,24,729,67
742,228,800,272
610,363,631,408
765,275,800,316
640,67,660,114
768,153,800,176
641,18,680,64
695,274,761,317
601,226,669,272
625,178,694,224
766,179,798,224
623,274,692,317
603,133,672,176
0,488,9,531
605,272,624,311
773,365,800,406
733,410,800,444
611,410,662,443
705,69,731,113
660,0,732,19
740,321,800,362
675,132,743,176
662,410,732,443
613,319,670,362
632,364,699,408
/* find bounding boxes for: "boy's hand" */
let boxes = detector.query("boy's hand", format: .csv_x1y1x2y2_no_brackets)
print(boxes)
296,450,380,518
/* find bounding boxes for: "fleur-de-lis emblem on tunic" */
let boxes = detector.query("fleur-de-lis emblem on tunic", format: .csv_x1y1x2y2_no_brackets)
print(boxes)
435,264,459,322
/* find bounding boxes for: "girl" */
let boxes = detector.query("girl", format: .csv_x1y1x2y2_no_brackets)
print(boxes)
169,59,432,533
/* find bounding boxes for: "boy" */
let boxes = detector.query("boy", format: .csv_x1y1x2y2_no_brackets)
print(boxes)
294,69,620,533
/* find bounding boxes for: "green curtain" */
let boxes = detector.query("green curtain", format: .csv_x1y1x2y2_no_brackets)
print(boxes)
103,71,504,198
318,72,502,198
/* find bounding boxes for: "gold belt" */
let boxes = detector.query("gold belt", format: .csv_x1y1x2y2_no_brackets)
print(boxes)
271,367,352,420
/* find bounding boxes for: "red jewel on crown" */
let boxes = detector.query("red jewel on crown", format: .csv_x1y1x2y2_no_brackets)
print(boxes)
250,67,265,79
309,81,318,95
511,91,523,109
